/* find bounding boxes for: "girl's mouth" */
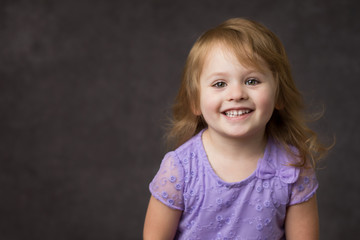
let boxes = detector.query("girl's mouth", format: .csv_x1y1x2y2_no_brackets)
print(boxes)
224,109,252,117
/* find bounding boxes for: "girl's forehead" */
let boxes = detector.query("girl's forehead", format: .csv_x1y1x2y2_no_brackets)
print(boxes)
201,42,269,74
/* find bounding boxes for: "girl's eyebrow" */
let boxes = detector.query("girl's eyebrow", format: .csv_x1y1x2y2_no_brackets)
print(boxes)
206,72,229,78
202,72,230,82
204,69,262,79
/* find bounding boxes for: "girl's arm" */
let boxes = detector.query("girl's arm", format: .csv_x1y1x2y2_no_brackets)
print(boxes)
285,194,319,240
143,196,182,240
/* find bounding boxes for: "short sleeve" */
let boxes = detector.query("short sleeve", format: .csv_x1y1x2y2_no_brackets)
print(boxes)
149,152,185,210
288,167,319,205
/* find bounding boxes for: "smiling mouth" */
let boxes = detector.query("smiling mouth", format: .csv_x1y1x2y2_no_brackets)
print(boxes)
224,109,252,117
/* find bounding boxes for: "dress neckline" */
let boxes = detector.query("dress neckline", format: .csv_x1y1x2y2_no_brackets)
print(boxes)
196,129,271,186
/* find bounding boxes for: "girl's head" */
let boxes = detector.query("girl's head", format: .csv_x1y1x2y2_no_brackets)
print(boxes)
169,18,326,166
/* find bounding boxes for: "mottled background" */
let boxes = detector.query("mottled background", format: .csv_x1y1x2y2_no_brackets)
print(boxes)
0,0,359,239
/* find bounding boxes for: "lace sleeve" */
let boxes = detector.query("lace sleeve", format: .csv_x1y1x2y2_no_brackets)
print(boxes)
288,167,319,206
149,152,184,210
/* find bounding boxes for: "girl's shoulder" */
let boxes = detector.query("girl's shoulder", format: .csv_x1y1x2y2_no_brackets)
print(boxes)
267,139,299,165
172,130,206,163
149,130,206,210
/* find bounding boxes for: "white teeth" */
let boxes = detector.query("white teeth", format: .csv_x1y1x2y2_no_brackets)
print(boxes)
225,110,251,117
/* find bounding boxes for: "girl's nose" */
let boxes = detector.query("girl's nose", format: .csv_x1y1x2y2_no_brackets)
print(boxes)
227,84,248,101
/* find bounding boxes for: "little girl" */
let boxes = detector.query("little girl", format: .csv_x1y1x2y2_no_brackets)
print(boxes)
144,18,328,240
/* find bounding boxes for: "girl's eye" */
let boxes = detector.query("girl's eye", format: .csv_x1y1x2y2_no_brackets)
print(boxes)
245,78,259,85
212,81,227,88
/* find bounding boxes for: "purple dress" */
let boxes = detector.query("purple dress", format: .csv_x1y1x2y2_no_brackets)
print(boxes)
149,129,318,239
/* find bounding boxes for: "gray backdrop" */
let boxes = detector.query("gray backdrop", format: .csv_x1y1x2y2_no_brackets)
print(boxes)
1,0,359,239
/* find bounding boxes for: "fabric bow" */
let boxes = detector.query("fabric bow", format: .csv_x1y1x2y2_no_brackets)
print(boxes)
257,158,300,184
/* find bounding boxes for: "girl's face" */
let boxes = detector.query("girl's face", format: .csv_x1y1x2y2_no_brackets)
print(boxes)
197,44,277,141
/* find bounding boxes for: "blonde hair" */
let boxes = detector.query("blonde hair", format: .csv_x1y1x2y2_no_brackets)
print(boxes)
167,18,329,167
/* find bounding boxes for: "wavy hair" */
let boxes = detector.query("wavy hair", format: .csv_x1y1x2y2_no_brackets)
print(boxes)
167,18,329,167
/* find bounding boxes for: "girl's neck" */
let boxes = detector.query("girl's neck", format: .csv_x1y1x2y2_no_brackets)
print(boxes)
202,128,267,163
